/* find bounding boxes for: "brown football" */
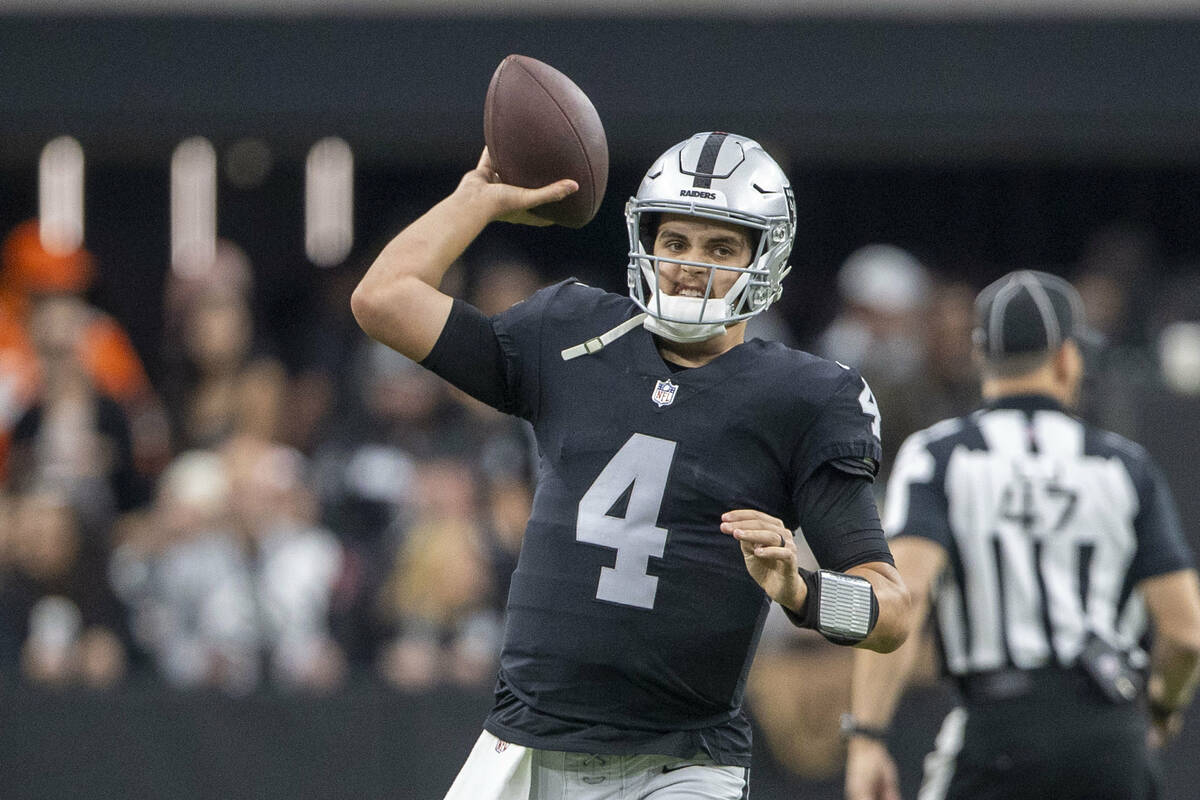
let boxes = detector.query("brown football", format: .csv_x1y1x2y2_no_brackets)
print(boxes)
483,54,608,228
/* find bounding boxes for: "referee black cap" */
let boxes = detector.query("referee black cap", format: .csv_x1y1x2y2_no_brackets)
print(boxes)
973,270,1090,359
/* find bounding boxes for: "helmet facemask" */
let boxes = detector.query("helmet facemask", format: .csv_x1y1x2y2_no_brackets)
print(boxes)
625,132,796,344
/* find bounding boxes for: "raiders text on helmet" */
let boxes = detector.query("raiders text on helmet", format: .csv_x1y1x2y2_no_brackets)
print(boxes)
626,131,797,343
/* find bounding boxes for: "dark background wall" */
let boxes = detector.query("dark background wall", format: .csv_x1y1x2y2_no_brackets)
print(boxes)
6,15,1200,165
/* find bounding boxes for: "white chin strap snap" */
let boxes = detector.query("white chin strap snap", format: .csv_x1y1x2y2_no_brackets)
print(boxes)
561,313,648,361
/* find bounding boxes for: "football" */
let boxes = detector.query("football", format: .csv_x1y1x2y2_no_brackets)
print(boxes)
483,54,608,228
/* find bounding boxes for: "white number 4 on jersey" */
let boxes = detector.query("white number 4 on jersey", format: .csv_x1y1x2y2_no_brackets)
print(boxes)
576,433,677,610
858,379,882,441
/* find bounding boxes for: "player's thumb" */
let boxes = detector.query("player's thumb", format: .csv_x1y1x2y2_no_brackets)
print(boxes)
524,179,578,207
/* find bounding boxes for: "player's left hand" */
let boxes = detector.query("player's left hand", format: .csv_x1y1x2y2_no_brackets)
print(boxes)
721,509,806,612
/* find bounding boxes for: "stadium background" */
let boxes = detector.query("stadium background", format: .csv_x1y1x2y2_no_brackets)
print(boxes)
2,3,1200,798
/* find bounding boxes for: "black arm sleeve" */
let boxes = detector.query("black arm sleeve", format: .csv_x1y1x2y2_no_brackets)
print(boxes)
419,298,511,411
796,461,894,573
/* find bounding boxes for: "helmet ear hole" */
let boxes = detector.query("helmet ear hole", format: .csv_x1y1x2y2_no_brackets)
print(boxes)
747,228,762,254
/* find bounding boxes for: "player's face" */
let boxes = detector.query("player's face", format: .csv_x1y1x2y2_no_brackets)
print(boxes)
652,214,754,299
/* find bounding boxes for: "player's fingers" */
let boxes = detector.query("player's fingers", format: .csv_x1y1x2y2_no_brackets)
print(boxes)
518,179,578,207
721,522,784,544
749,546,793,561
494,181,578,225
737,531,793,560
721,519,788,543
499,211,555,227
722,509,785,528
476,147,494,173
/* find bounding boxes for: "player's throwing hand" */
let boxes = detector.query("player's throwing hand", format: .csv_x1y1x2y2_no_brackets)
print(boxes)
458,148,578,227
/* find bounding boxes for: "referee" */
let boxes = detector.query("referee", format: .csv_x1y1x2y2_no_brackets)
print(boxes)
844,270,1200,800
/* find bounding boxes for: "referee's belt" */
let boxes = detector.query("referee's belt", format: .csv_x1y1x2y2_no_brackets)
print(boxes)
957,665,1092,704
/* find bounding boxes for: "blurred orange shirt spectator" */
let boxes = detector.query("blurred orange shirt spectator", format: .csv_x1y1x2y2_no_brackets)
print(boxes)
0,220,161,482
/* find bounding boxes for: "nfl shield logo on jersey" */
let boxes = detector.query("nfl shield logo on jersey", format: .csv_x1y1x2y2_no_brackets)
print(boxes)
652,379,678,407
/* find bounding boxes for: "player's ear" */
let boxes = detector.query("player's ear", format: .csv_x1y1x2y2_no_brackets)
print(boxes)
1057,339,1084,398
970,345,988,379
1052,339,1074,375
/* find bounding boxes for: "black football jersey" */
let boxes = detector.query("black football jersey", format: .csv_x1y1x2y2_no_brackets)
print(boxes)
423,280,884,765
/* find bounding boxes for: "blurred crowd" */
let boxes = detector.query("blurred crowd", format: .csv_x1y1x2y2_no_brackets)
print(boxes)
1,214,1198,720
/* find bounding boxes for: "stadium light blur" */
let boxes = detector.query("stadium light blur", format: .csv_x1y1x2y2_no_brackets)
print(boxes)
171,137,218,277
305,136,354,267
38,136,85,255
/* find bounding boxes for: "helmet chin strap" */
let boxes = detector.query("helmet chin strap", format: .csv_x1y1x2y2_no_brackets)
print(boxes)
560,311,732,361
561,266,751,360
561,313,649,361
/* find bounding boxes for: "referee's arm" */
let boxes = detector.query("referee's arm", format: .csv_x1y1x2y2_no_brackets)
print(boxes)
845,536,947,800
1141,569,1200,744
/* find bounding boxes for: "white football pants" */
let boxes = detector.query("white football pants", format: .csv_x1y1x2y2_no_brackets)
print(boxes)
444,731,749,800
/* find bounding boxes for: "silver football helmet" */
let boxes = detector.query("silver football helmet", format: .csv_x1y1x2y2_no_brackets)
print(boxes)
626,132,796,343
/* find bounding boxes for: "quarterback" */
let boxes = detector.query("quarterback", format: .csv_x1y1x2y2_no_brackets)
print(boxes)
353,133,912,799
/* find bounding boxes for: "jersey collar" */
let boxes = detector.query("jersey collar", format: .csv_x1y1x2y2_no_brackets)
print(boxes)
983,393,1067,414
631,324,759,391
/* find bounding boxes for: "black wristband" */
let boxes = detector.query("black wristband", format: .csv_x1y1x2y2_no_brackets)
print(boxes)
795,568,821,628
840,713,889,742
784,568,879,645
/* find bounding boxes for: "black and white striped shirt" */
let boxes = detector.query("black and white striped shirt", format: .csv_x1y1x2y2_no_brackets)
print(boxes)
884,394,1193,677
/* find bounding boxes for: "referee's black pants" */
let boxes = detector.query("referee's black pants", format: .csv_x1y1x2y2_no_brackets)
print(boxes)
923,668,1160,800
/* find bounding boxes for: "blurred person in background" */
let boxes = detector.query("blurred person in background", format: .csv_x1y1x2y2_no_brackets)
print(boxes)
815,244,932,465
161,238,345,463
377,457,496,690
1072,223,1164,439
283,261,365,456
232,443,346,691
310,337,456,665
815,244,930,384
1148,272,1200,400
476,431,535,620
112,449,259,694
845,271,1200,800
0,219,169,482
913,282,979,424
7,293,149,534
159,240,286,453
469,254,545,318
0,488,127,688
1076,223,1160,351
1141,273,1200,562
